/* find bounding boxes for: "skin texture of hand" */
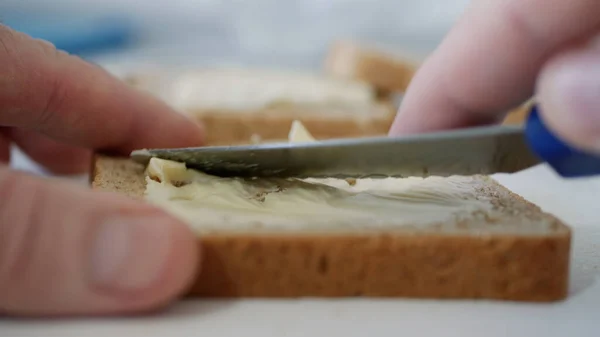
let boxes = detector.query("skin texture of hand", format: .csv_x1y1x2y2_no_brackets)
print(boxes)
391,0,600,154
0,24,204,316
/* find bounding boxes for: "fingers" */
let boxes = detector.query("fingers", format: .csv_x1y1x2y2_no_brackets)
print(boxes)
390,0,600,135
0,25,204,154
8,128,91,175
0,167,200,316
0,129,9,163
536,42,600,154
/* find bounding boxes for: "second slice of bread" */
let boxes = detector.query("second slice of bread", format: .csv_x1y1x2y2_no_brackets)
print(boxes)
125,68,396,145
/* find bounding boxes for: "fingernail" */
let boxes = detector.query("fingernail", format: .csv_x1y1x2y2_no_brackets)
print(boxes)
89,215,172,291
543,54,600,150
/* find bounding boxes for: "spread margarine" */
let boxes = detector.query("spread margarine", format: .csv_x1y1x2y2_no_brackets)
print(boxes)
144,157,498,233
141,121,513,234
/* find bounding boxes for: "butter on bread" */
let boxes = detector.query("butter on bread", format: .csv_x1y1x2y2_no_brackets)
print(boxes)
125,67,395,145
92,121,571,302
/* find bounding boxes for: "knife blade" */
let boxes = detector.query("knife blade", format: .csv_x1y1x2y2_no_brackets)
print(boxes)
131,124,542,179
130,105,600,179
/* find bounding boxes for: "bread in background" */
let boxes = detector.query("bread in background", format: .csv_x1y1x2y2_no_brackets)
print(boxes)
325,40,536,128
324,40,419,95
125,67,395,145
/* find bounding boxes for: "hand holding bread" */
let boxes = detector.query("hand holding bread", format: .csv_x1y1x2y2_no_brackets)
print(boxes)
0,24,203,316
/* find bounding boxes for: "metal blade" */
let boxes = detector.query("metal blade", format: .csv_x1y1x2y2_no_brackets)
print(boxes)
130,125,542,178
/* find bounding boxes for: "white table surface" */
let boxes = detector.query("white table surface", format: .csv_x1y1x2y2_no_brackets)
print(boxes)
3,148,600,337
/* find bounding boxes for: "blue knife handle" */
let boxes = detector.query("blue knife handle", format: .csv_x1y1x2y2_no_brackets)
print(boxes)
524,104,600,177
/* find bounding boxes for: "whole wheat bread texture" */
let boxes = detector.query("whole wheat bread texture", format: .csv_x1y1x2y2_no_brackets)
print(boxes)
91,154,571,302
124,68,396,146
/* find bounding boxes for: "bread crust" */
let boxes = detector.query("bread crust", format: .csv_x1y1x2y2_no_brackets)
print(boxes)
123,72,396,145
192,107,395,145
324,41,418,94
91,155,571,302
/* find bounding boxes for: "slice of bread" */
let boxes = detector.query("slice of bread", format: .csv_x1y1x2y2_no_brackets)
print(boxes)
324,40,419,95
324,40,533,126
91,121,571,302
125,68,396,145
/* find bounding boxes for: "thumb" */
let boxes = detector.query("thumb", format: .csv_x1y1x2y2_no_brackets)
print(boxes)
0,166,199,316
537,41,600,154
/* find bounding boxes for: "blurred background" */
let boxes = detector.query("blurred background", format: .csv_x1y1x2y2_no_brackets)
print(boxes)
2,0,471,175
1,0,470,72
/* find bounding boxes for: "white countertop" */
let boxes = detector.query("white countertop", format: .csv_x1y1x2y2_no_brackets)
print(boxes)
3,149,600,336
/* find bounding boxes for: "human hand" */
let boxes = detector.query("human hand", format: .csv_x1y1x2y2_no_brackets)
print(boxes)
390,0,600,154
0,25,204,316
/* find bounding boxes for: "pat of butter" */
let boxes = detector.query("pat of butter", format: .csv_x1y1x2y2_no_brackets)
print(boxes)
146,158,188,184
288,120,316,143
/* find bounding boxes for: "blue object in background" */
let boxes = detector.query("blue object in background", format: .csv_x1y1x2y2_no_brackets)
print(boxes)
2,12,136,56
525,105,600,178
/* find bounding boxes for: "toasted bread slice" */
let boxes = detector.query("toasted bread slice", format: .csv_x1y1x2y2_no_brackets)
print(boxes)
91,154,571,301
124,68,395,145
324,40,419,95
324,41,535,127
